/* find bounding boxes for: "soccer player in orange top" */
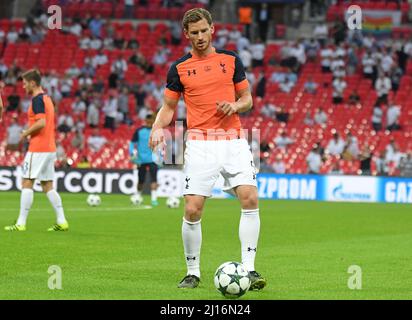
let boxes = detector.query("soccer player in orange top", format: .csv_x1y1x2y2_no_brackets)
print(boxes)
149,8,266,290
4,69,69,232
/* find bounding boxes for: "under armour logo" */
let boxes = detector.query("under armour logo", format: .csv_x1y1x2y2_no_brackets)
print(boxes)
185,177,191,189
247,247,257,252
186,256,196,261
187,69,196,76
219,62,226,73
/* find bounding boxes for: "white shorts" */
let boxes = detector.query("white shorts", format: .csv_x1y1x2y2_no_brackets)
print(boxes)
183,139,257,197
22,152,56,181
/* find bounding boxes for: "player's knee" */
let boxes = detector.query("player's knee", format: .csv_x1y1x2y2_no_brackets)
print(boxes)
185,203,202,222
239,193,258,209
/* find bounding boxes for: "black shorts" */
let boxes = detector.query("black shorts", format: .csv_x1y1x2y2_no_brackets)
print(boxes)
138,163,158,184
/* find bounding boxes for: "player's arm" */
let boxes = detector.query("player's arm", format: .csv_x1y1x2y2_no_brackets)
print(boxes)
149,61,181,151
149,95,178,150
129,129,139,162
20,95,46,142
217,53,253,116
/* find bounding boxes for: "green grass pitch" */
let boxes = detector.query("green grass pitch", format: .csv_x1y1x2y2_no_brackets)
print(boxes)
0,191,411,300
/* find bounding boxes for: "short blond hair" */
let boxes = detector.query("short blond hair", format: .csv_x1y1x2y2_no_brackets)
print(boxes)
182,8,213,31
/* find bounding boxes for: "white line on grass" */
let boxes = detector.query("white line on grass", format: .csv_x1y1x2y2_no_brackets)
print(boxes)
0,206,155,212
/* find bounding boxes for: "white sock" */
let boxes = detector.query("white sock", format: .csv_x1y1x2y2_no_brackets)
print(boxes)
239,208,260,272
151,190,157,202
17,188,34,226
47,190,67,225
182,218,202,278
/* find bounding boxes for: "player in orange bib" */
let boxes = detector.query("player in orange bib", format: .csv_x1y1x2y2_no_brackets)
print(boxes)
149,8,266,290
4,69,69,232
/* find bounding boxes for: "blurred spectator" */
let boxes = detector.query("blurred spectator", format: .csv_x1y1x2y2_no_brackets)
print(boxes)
390,62,403,92
236,33,250,52
348,90,360,106
129,49,153,73
304,76,318,94
60,75,73,98
303,111,314,126
275,105,289,123
87,129,107,152
375,150,389,176
362,50,375,80
6,117,23,151
6,87,20,112
386,102,401,131
118,87,131,124
92,75,106,93
71,96,87,115
0,59,8,80
152,45,170,66
326,133,345,156
214,25,229,49
386,140,404,167
305,38,319,62
7,26,19,43
103,92,119,131
279,77,294,93
359,145,372,175
92,49,109,68
78,73,93,91
375,73,391,105
238,6,252,38
251,38,265,67
87,99,100,128
314,108,328,125
57,111,74,133
257,3,270,42
124,0,135,19
313,23,328,47
0,28,5,43
306,146,322,174
329,162,343,175
65,63,81,78
89,15,103,38
275,131,294,150
399,152,412,177
255,72,266,98
346,45,358,75
49,86,62,106
111,55,128,79
320,45,333,72
239,48,252,69
261,102,276,118
170,21,182,46
272,155,286,174
71,130,85,149
77,156,91,169
332,76,346,104
56,143,67,163
342,132,359,160
371,103,383,131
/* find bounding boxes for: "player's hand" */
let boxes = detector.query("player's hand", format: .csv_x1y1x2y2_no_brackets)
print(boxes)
149,126,166,151
19,131,27,144
216,101,238,116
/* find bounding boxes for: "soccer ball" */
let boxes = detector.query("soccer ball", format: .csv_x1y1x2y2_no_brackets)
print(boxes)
166,196,180,209
214,262,251,299
130,193,143,206
87,194,101,207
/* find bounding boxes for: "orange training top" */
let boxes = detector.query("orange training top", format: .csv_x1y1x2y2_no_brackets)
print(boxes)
27,93,56,152
164,47,249,136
